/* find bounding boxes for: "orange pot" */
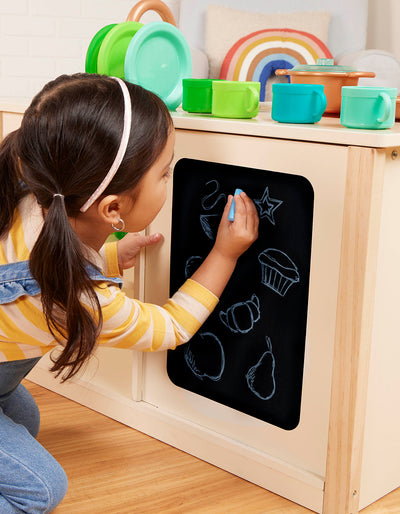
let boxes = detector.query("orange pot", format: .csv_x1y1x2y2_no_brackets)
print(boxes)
275,60,375,114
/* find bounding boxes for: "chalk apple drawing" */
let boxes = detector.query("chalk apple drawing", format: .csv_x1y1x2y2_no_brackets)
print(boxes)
246,337,276,400
184,332,225,381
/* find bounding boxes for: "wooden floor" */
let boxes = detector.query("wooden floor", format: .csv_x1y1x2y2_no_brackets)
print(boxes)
24,380,399,514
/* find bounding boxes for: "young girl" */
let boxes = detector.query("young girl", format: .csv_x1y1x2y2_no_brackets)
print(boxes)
0,73,258,513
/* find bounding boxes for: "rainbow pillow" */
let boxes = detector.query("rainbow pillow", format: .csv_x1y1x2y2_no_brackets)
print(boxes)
219,28,332,101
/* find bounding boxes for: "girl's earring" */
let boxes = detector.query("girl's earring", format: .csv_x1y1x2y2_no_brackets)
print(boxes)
111,218,125,231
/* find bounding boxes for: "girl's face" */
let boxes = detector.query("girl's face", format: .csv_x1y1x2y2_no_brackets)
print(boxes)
123,130,175,232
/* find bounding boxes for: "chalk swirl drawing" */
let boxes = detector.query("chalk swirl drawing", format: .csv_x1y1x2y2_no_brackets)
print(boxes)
246,336,276,400
200,180,226,240
185,256,203,278
219,294,260,334
201,180,226,211
184,332,225,381
254,186,283,225
258,248,300,296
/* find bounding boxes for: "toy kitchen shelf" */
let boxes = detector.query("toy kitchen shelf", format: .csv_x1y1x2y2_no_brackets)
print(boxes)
1,102,400,513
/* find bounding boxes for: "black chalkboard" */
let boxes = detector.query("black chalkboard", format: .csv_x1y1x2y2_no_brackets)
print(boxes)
167,158,314,430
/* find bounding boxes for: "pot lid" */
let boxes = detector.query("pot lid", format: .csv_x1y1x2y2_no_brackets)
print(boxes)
291,58,356,73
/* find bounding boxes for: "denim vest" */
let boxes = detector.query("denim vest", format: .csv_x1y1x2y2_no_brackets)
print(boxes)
0,260,123,400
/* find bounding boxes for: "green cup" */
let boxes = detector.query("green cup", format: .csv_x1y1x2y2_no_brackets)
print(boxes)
212,80,260,119
340,86,398,129
182,79,214,113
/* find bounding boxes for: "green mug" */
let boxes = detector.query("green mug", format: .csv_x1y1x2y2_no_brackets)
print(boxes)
340,86,398,129
182,79,214,113
212,80,260,119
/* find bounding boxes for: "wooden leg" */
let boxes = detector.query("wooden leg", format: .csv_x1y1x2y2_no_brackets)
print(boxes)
323,147,385,513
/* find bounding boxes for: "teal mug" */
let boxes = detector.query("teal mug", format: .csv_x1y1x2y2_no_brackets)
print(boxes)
340,86,398,129
271,83,327,123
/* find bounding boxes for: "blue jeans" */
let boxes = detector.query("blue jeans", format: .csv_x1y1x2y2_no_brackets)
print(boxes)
0,358,68,513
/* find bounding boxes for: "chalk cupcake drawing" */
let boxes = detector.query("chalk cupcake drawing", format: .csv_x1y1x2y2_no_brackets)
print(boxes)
254,186,283,225
199,180,226,240
246,336,276,401
184,332,225,381
219,294,260,334
258,248,300,296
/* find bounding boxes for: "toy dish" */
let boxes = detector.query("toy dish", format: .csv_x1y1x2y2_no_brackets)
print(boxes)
85,24,117,74
124,21,192,110
97,21,143,79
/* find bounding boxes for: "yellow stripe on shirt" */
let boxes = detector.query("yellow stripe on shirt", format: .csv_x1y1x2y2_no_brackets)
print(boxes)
0,241,7,264
163,299,202,336
9,208,30,261
179,279,219,311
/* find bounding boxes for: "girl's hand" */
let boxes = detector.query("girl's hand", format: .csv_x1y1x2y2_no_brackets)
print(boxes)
190,191,259,297
117,232,162,272
214,191,259,262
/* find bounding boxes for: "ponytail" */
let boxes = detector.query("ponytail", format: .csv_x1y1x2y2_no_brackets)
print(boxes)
29,194,102,381
0,130,28,237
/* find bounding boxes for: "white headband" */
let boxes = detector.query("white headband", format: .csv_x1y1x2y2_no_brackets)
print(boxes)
80,77,132,213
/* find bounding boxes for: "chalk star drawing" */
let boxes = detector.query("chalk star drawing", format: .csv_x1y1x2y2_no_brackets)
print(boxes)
254,186,283,225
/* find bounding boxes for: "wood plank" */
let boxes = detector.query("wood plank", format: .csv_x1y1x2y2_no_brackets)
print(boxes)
323,147,386,513
24,380,399,513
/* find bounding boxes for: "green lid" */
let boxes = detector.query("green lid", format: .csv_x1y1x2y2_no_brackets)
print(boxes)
292,58,356,73
342,86,398,98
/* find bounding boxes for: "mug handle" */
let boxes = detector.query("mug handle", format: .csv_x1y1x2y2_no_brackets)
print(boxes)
246,87,260,115
126,0,177,26
312,90,327,121
377,92,392,123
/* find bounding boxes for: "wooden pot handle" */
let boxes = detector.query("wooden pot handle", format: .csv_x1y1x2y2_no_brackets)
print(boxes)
126,0,176,26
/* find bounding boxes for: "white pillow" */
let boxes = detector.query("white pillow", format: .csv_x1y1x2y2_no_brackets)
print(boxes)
206,5,330,78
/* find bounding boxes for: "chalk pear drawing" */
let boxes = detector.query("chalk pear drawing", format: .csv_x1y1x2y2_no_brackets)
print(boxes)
258,248,300,296
219,294,260,334
184,332,225,381
254,186,282,225
185,256,203,278
246,337,276,400
200,180,226,240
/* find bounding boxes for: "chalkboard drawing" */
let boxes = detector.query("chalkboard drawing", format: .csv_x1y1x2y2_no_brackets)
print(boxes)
200,214,220,240
199,180,226,240
254,186,283,226
246,337,276,401
185,256,203,278
258,248,300,296
201,180,226,211
184,332,225,381
219,294,260,334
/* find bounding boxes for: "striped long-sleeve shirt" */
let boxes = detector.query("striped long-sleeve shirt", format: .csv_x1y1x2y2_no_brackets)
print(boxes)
0,194,219,362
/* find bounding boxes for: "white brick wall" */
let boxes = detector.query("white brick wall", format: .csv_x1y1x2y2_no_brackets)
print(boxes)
0,0,181,101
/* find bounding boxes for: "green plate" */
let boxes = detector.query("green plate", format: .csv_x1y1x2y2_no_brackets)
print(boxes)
85,24,117,74
124,21,192,110
97,21,143,79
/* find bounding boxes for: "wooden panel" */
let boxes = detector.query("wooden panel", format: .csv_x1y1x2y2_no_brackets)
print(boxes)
323,147,386,513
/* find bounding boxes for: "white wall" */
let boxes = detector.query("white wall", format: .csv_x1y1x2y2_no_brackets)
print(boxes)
0,0,398,101
0,0,180,101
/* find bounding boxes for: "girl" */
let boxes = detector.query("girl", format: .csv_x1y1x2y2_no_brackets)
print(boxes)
0,73,258,513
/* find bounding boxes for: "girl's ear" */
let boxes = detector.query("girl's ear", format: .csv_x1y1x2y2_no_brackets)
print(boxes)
97,195,121,225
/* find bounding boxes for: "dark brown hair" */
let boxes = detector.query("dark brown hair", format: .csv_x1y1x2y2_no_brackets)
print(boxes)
0,73,172,380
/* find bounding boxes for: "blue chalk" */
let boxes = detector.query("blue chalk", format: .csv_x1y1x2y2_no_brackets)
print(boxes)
228,188,243,221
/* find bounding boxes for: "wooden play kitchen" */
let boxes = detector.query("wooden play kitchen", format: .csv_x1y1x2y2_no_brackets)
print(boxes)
2,101,398,513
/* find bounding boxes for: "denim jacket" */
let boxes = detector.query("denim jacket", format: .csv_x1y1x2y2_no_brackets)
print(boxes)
0,260,123,398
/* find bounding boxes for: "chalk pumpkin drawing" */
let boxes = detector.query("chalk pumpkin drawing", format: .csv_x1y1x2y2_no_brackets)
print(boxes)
254,186,282,225
258,248,300,296
246,336,276,400
219,294,260,334
184,332,225,381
